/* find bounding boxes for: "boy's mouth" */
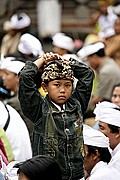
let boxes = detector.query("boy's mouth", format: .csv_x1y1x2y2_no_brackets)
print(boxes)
58,96,66,100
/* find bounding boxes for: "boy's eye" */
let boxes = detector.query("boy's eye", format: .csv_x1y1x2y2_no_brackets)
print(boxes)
54,83,60,87
66,84,71,88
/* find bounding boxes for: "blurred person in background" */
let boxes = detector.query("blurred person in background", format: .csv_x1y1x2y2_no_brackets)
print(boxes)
78,42,120,109
77,41,120,128
105,17,120,67
0,12,31,57
18,33,44,62
0,76,11,102
0,57,33,139
78,0,118,37
0,127,14,164
52,32,80,61
18,33,46,96
111,83,120,107
0,100,32,161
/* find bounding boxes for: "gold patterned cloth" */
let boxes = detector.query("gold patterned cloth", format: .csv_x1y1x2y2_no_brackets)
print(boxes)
41,61,74,83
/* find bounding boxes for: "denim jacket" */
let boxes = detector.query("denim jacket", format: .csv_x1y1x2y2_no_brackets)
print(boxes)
18,58,94,180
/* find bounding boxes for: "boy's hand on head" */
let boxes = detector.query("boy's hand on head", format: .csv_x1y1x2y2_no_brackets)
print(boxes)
43,52,61,65
35,52,70,69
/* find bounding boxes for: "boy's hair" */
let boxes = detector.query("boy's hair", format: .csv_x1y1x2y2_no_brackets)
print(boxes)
15,155,62,180
41,60,74,84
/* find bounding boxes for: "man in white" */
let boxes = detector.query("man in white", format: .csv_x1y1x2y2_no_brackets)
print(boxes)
83,124,120,179
94,101,120,174
0,101,32,161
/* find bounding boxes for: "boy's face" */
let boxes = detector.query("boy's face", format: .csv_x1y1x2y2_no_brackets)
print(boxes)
43,79,73,106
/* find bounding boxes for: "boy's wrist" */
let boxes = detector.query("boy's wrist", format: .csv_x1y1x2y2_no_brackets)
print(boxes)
34,56,45,68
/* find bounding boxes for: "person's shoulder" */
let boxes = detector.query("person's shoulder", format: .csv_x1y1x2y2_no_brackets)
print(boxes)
90,166,120,180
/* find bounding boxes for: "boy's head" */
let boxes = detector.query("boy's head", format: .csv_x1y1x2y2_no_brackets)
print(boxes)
41,60,74,106
41,60,74,84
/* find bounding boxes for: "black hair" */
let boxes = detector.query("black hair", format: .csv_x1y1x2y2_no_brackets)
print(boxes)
15,155,62,180
108,124,120,133
0,76,11,99
89,48,105,57
87,145,111,163
111,83,120,95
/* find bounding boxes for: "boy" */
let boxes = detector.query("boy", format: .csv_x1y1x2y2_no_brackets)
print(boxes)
18,52,94,180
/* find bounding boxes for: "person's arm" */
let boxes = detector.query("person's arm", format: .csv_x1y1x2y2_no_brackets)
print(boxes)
18,58,44,122
70,59,95,114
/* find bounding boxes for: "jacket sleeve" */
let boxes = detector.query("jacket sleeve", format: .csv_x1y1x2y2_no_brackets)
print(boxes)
70,58,95,114
18,61,44,122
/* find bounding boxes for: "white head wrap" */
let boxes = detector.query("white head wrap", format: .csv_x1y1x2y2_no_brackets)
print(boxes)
94,101,120,127
0,57,25,74
52,33,75,52
83,124,110,148
10,13,31,30
77,42,105,59
18,33,44,56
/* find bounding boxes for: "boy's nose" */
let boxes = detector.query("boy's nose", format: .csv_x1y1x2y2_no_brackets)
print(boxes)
60,86,65,92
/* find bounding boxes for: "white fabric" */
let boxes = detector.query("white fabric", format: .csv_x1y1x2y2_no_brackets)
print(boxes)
94,101,120,127
37,0,61,37
77,42,105,59
52,33,75,52
83,124,109,148
89,161,120,180
108,143,120,172
10,13,31,30
110,4,120,15
98,6,118,33
18,33,44,56
98,28,115,38
0,57,25,74
1,161,18,180
0,101,32,161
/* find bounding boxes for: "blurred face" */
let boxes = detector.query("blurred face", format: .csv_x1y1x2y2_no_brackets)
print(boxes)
111,86,120,107
87,55,99,70
2,69,18,92
84,145,98,175
98,121,117,149
99,3,108,15
42,79,73,107
52,46,67,56
114,18,120,34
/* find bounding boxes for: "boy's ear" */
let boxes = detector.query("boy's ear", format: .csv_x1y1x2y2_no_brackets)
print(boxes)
41,82,48,92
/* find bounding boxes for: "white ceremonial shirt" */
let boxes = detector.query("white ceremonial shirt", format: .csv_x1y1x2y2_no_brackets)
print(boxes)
108,143,120,172
0,101,32,161
89,161,120,180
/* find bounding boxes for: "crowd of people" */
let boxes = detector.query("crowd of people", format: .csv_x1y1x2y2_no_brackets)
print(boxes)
0,0,120,179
